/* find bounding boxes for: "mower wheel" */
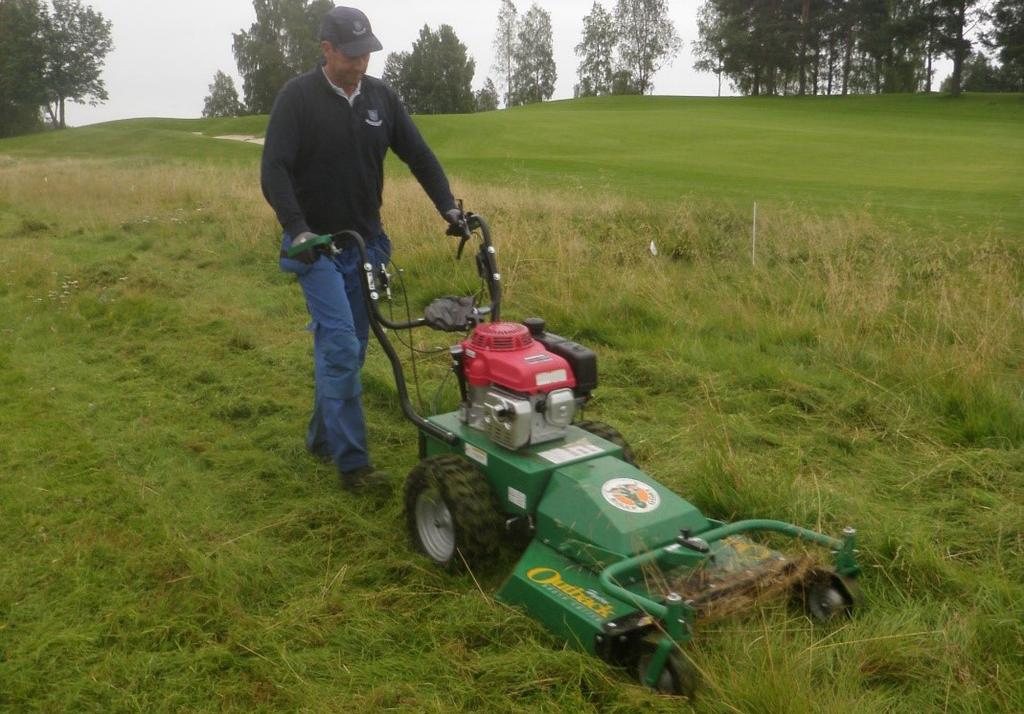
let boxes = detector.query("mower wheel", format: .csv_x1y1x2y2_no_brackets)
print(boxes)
801,570,860,623
575,420,637,465
634,647,699,699
404,454,503,571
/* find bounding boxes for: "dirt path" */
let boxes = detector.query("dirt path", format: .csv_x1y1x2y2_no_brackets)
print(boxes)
213,134,264,146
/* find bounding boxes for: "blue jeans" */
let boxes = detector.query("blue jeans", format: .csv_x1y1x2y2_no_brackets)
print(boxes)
280,231,392,473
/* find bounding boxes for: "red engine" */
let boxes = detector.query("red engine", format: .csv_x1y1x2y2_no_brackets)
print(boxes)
461,323,576,394
454,321,589,450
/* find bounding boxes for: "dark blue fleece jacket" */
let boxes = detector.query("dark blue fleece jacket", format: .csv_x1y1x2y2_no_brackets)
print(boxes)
261,66,455,239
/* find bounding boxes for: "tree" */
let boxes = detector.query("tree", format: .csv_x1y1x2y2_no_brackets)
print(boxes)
474,78,500,111
693,0,949,96
381,51,410,100
610,69,642,94
921,0,942,91
932,0,985,96
399,24,475,115
41,0,114,128
614,0,681,94
835,0,860,94
491,0,518,107
940,49,1019,90
0,0,48,137
796,0,834,95
692,1,731,94
509,3,557,106
874,0,932,93
575,2,616,96
991,0,1024,88
202,70,244,118
693,0,798,97
233,0,332,114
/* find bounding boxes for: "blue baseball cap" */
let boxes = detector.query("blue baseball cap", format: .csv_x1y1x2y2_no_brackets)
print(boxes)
320,6,383,56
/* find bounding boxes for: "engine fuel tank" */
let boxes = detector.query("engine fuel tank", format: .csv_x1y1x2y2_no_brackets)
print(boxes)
462,322,576,394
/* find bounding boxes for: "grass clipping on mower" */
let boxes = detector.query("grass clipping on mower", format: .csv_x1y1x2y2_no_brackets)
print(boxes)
643,536,818,622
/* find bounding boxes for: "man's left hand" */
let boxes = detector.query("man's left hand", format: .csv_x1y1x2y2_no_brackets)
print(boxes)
444,208,466,236
290,231,323,264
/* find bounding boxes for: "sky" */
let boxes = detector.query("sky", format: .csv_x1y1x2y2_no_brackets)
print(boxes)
67,0,723,126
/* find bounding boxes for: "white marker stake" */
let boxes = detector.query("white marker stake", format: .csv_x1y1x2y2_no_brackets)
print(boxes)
752,202,758,267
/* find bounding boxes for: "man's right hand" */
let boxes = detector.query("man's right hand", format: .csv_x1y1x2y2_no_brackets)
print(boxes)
291,231,322,264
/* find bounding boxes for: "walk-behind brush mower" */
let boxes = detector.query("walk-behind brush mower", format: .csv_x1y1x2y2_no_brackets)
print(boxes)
289,212,862,697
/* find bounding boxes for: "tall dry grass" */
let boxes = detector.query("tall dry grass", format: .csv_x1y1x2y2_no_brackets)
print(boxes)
4,158,1019,417
3,157,1019,432
386,177,1022,389
1,157,1021,711
0,158,273,246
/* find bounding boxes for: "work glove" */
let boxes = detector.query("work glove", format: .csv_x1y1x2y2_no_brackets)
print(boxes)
444,207,467,237
290,231,322,264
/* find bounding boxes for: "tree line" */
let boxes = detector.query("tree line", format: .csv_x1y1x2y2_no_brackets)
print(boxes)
211,0,681,117
4,0,1019,138
0,0,113,138
693,0,1024,97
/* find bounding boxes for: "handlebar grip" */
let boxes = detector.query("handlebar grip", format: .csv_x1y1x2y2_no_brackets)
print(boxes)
286,233,334,258
446,222,471,239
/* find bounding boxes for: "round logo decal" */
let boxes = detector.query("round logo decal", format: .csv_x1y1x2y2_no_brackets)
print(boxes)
601,478,660,513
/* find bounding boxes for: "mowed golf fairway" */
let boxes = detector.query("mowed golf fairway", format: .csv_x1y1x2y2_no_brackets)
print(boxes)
0,95,1021,712
421,94,1024,235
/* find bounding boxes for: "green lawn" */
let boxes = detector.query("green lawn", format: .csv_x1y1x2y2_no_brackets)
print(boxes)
423,94,1024,236
0,95,1021,712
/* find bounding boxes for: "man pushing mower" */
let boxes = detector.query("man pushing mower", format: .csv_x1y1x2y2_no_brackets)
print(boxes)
260,9,864,699
261,5,463,490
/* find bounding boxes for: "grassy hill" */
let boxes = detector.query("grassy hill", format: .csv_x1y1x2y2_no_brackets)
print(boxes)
3,93,1022,235
0,95,1021,712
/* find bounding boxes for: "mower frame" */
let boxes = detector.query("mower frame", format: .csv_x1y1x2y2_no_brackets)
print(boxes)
301,219,862,697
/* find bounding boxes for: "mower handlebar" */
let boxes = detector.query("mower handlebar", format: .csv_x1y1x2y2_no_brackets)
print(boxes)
325,213,500,325
300,211,500,446
285,232,334,259
317,229,458,445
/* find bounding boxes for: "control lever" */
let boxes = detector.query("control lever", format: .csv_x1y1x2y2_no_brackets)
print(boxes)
446,198,472,259
367,262,392,301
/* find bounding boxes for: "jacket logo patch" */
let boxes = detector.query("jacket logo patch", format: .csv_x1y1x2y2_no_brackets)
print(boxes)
365,108,382,127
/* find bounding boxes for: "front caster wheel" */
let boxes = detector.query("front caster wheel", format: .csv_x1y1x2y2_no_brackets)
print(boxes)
633,642,699,698
800,570,860,623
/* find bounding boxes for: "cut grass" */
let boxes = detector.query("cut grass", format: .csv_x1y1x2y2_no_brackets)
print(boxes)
0,97,1022,711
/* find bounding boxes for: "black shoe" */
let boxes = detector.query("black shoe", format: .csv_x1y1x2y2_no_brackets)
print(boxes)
339,465,392,492
308,446,332,464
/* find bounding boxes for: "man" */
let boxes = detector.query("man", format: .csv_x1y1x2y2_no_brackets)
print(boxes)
261,6,461,490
